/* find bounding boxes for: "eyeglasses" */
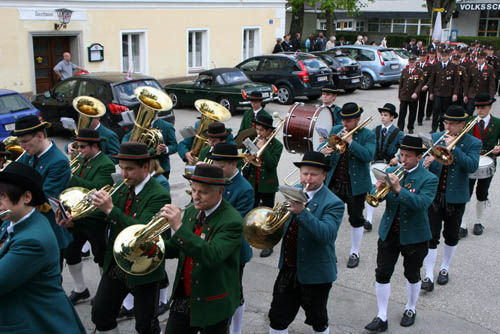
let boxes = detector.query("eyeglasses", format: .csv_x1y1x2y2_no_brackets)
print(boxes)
78,144,89,149
18,136,35,145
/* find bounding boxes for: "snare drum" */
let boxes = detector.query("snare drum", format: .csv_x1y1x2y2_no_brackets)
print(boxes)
283,103,334,154
370,161,388,185
469,156,495,179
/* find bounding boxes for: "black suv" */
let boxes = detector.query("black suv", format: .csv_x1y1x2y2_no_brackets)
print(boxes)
235,53,332,104
311,51,362,93
31,72,174,139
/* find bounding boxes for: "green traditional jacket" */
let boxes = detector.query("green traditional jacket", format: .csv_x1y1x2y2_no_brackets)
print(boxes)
237,108,271,136
69,152,115,232
468,115,500,161
103,177,171,287
245,137,283,193
165,199,242,327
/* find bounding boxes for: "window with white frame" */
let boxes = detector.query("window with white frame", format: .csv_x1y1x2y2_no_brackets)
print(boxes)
335,20,354,31
121,31,147,73
188,29,209,72
243,28,260,60
317,19,327,31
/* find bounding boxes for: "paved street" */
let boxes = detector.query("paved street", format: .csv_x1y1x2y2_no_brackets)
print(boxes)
57,86,500,333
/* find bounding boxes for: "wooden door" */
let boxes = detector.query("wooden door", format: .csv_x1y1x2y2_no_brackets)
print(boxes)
33,37,70,93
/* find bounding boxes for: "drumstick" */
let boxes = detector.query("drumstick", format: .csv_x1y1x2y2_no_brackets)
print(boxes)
482,148,496,157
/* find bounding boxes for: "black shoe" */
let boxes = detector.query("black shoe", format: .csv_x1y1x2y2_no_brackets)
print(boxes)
408,129,414,134
347,253,359,268
364,221,372,231
400,309,416,327
421,277,434,292
81,250,91,259
260,248,273,258
117,306,134,320
68,289,90,305
437,269,449,285
418,122,423,126
459,227,468,239
157,302,169,316
365,317,388,332
473,223,484,235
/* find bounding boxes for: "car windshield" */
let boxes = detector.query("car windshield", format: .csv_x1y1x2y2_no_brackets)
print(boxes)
394,50,410,59
380,50,398,61
335,55,356,65
0,94,33,114
218,71,250,85
301,58,329,71
114,79,163,104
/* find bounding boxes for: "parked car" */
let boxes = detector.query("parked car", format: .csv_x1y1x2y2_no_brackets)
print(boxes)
164,68,276,113
337,46,401,90
311,50,362,93
392,48,411,68
439,42,468,50
0,89,42,140
31,72,174,139
236,53,333,104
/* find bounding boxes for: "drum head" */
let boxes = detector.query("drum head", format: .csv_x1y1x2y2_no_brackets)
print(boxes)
479,155,494,166
311,107,333,150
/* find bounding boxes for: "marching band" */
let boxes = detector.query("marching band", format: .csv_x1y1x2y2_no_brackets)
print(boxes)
0,43,499,334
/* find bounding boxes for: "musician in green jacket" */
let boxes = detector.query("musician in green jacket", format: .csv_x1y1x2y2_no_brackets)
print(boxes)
198,122,233,162
461,93,500,237
237,91,272,137
243,113,283,258
63,129,115,305
160,164,243,333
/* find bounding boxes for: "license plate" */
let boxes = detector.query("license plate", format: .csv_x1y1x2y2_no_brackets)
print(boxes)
261,92,269,98
317,76,328,82
4,123,15,131
391,64,399,70
351,78,360,83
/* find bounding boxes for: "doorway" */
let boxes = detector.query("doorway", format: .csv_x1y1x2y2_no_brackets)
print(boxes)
33,36,71,93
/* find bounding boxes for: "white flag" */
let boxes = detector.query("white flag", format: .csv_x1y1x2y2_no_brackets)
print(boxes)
432,11,442,42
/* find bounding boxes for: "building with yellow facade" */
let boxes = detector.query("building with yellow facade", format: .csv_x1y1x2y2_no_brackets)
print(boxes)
0,0,286,96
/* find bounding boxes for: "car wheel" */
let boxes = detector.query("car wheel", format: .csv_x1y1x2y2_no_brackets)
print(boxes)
344,88,356,94
307,95,321,101
218,97,233,113
168,92,181,108
277,85,293,105
380,82,392,88
360,73,374,90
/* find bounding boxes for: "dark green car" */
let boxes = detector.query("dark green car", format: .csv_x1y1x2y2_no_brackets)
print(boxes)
164,68,276,113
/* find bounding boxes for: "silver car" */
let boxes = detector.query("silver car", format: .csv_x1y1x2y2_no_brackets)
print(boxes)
338,46,401,89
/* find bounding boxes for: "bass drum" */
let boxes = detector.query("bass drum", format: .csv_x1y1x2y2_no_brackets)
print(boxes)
283,103,334,154
469,156,495,179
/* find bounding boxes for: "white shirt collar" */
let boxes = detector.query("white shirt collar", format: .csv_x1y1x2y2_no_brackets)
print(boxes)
442,61,449,67
229,170,239,181
479,63,485,71
94,123,101,130
37,142,53,158
133,174,151,195
8,208,36,233
306,184,323,202
479,114,491,128
204,198,222,217
405,165,419,174
253,107,262,116
88,151,102,161
381,124,392,132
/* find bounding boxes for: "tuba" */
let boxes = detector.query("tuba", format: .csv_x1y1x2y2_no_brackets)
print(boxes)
69,153,83,174
327,116,373,154
2,136,24,167
59,179,128,221
190,99,231,163
129,86,172,149
69,96,106,159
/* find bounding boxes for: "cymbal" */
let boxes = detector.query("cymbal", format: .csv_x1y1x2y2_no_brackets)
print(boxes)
235,128,257,149
194,99,231,122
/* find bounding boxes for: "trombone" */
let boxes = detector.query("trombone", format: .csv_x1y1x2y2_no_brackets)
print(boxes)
429,116,479,166
326,116,373,154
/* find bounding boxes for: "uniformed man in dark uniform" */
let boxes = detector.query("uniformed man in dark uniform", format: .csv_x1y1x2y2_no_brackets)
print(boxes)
417,50,430,126
428,49,460,133
421,49,438,122
485,45,500,93
464,52,497,115
451,53,468,108
398,55,424,134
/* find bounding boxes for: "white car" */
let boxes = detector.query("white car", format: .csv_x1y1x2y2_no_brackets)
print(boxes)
392,48,411,68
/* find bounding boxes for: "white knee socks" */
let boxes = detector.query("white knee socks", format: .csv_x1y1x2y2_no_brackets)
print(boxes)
476,200,488,225
375,282,391,321
68,262,86,293
424,248,437,282
405,281,421,312
159,287,168,305
350,227,364,256
122,293,134,310
366,205,374,224
269,328,288,334
440,244,457,272
230,303,245,334
81,241,91,253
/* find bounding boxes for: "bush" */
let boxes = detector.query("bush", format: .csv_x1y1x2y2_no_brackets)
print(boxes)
457,36,500,49
386,34,427,48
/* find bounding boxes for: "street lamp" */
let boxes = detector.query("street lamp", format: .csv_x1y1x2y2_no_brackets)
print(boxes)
54,8,73,30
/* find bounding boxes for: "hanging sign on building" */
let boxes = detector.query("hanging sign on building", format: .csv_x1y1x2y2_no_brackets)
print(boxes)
457,0,500,11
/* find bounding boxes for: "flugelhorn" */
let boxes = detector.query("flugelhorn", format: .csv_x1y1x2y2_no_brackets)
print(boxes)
69,153,82,174
59,179,128,221
366,167,405,207
430,116,478,166
327,116,373,154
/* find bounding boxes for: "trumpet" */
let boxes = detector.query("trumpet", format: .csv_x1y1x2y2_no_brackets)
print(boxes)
59,179,128,221
283,168,300,186
241,113,286,171
70,153,82,174
366,167,405,207
0,210,12,219
113,204,192,276
430,116,479,166
326,116,373,154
